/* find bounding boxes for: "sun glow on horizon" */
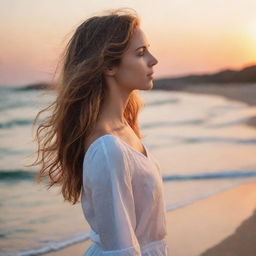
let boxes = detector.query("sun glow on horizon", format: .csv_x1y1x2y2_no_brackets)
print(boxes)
246,21,256,42
244,21,256,59
1,0,256,85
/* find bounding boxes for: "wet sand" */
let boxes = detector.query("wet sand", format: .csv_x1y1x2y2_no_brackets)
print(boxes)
45,180,256,256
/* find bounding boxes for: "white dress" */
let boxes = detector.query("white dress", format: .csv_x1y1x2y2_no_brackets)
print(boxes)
81,134,169,256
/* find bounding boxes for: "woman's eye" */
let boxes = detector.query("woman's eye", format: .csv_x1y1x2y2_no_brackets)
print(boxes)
138,51,145,56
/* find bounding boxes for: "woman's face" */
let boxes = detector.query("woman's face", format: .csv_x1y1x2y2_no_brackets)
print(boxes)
112,26,158,91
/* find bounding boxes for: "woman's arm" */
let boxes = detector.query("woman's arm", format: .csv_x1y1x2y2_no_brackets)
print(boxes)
83,137,141,256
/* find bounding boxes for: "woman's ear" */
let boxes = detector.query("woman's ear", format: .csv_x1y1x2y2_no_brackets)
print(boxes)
103,65,116,77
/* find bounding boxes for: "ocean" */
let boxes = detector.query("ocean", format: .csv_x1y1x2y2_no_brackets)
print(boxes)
1,85,256,255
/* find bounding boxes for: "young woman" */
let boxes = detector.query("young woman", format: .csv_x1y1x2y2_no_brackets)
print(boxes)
30,8,169,256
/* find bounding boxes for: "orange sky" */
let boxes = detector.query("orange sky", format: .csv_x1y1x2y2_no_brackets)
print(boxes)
0,0,256,86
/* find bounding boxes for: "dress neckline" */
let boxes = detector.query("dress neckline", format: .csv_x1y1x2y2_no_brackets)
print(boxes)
86,134,150,160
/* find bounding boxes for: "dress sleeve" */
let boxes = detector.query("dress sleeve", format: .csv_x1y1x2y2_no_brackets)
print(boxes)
84,138,141,256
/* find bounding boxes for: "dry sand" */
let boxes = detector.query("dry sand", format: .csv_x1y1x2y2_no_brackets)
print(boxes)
167,180,256,256
200,209,256,256
45,181,256,256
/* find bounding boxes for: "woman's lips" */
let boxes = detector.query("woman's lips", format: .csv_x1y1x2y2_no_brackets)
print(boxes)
147,72,154,79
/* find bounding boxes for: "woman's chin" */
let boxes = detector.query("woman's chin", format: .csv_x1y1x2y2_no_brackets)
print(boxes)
145,80,154,90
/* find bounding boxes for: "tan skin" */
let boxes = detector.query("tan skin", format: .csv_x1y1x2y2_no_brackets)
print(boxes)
84,26,158,155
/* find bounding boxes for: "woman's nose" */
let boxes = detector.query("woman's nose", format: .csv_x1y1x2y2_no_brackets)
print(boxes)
152,55,158,66
150,54,158,66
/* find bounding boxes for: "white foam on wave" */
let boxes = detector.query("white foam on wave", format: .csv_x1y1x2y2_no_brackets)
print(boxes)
0,233,90,256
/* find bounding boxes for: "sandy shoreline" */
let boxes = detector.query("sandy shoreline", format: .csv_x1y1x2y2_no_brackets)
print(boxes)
168,83,256,129
174,83,256,107
45,180,256,256
167,180,256,256
200,207,256,255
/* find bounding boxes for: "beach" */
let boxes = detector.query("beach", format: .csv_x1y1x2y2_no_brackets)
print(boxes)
44,84,256,256
1,84,256,255
1,0,256,253
45,180,256,256
167,180,256,256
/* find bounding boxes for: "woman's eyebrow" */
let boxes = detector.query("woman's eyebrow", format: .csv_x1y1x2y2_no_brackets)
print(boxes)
135,44,150,51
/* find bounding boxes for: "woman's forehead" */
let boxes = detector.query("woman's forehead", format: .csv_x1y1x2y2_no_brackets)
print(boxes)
129,27,150,51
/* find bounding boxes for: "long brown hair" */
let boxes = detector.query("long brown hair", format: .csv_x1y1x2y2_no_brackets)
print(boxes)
27,8,146,205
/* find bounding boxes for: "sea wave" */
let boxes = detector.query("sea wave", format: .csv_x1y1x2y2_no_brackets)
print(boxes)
163,169,256,181
1,169,256,183
0,233,90,256
0,119,33,129
0,169,35,181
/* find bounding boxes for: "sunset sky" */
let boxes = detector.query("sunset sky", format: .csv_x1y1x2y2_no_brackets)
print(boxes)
1,0,256,86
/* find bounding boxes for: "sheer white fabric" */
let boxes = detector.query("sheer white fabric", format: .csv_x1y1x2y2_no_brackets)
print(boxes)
81,134,169,256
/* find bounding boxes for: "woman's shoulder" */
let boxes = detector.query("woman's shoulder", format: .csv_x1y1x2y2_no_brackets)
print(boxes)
83,134,130,181
83,133,125,161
